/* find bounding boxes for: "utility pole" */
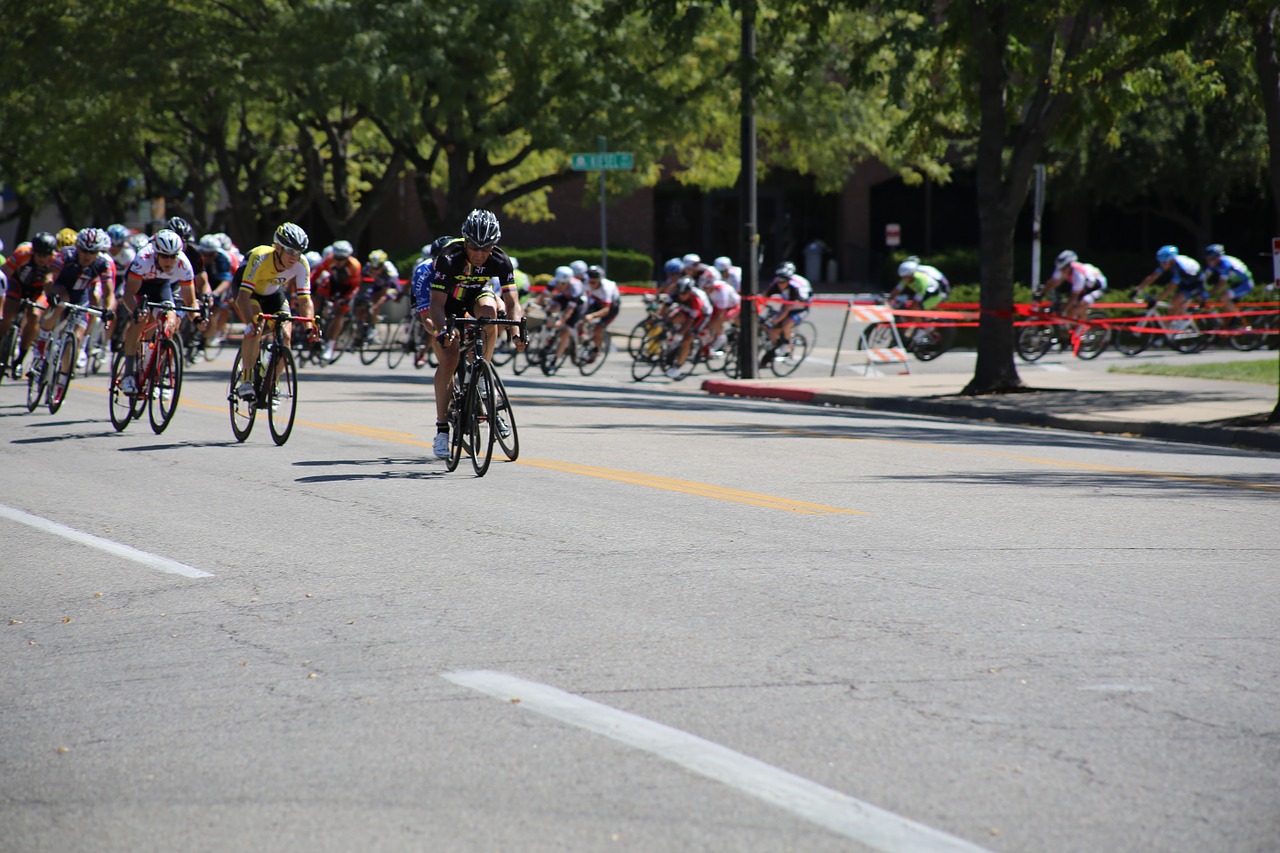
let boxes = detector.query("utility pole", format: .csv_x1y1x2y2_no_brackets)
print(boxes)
738,0,759,379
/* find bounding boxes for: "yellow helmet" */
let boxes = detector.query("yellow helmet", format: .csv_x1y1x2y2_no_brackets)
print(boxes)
55,227,78,248
367,249,388,267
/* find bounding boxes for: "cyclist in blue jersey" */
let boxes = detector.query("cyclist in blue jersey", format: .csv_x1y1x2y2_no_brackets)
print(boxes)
1137,245,1203,327
1202,244,1254,325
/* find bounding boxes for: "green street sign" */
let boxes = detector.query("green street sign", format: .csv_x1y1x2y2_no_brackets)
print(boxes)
570,152,634,171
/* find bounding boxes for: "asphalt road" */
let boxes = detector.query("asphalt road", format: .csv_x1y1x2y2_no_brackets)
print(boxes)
2,328,1278,853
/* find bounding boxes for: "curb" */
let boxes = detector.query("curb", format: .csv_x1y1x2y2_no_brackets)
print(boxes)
700,380,1280,454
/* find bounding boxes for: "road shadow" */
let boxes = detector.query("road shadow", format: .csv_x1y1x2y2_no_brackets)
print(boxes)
875,468,1280,499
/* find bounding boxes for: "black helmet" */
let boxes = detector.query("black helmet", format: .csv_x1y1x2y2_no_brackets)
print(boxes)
274,222,309,252
775,261,796,278
586,264,604,279
430,235,454,258
31,231,58,255
460,209,501,249
166,216,193,241
675,275,696,295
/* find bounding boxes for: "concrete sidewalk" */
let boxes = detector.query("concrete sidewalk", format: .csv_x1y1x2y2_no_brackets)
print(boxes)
701,369,1280,453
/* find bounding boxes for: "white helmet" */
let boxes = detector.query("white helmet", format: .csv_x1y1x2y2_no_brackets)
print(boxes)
509,256,520,270
682,253,701,267
897,260,919,278
331,240,354,260
1055,250,1078,270
304,251,322,268
553,265,574,282
569,260,588,278
713,256,732,272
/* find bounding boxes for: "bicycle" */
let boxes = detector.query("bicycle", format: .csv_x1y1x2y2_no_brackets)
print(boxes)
513,306,558,376
442,315,526,476
27,301,107,414
386,309,433,370
1111,295,1211,356
0,297,43,385
862,296,956,362
82,309,111,374
108,300,202,433
756,316,812,377
228,311,317,446
626,293,668,360
1016,292,1109,361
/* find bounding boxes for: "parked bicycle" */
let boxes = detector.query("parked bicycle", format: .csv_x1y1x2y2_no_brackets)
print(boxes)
443,315,526,476
1016,292,1109,361
228,311,317,446
108,300,202,433
27,301,107,414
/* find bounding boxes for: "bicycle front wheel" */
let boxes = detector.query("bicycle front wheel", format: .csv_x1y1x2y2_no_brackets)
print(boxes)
148,338,183,433
228,351,257,442
1112,317,1153,356
1016,323,1053,362
48,332,77,414
0,325,18,386
491,367,519,461
386,320,411,369
576,331,610,376
25,353,47,412
268,348,298,445
769,332,809,377
108,352,133,431
468,361,498,477
1074,312,1110,360
358,322,382,365
445,385,465,472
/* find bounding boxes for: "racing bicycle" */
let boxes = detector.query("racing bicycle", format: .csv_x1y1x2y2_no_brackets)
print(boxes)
228,312,317,446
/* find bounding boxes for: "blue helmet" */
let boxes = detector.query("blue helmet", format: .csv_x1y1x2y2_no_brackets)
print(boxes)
663,257,683,275
1156,245,1178,263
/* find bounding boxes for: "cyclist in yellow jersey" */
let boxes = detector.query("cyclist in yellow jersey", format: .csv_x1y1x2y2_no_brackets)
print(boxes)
233,223,314,400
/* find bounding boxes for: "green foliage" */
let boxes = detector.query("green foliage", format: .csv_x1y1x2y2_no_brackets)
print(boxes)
1110,358,1280,385
505,246,656,283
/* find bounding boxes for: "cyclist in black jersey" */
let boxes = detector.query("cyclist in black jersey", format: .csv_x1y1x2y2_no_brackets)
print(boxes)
427,209,524,458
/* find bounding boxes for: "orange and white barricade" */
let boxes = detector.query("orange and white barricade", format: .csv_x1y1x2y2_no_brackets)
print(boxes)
849,303,910,375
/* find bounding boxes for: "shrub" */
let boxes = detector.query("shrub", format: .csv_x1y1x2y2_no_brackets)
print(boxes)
505,246,655,283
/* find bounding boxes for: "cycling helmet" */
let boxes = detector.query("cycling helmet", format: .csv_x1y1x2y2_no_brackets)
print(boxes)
897,260,918,278
166,216,193,241
56,227,78,248
776,261,796,278
714,256,732,272
32,232,58,255
509,256,520,270
1204,243,1225,257
106,224,129,246
304,250,322,268
330,239,353,259
663,257,683,276
367,249,388,267
215,233,234,251
569,260,588,280
460,209,501,249
1055,250,1078,270
127,232,150,251
198,234,221,252
275,222,310,253
681,253,701,267
586,264,604,280
152,229,183,256
1156,245,1178,263
75,227,110,253
553,265,574,282
675,275,696,295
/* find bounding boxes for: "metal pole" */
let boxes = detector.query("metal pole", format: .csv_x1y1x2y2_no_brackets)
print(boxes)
599,136,608,272
738,0,759,379
831,300,853,377
1031,164,1045,290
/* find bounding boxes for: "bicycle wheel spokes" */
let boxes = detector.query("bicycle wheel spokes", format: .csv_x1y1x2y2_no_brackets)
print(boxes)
358,321,381,365
228,350,257,442
148,338,183,433
1075,314,1109,360
1016,323,1053,362
108,352,133,431
47,333,76,414
491,368,519,461
387,320,410,369
445,388,465,472
268,348,298,446
769,332,808,377
25,351,48,412
469,362,497,477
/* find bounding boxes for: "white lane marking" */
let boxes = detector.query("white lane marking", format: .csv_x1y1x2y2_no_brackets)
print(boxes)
443,670,992,853
1079,684,1154,693
0,504,213,579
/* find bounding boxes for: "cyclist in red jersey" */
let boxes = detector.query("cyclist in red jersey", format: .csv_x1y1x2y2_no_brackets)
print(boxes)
0,233,58,376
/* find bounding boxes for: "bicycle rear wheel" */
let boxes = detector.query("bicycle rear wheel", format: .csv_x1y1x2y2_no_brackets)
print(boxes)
491,368,519,460
469,361,498,476
1112,316,1153,356
48,332,76,414
631,328,664,381
576,331,610,376
769,332,809,377
0,324,18,386
1016,323,1053,362
445,385,465,472
1227,317,1264,352
148,338,183,434
228,351,256,442
268,348,298,445
25,352,47,412
108,353,134,431
1074,312,1110,360
358,321,382,365
386,320,411,369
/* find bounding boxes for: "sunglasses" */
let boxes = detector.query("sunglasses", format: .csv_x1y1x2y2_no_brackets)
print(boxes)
465,241,495,252
158,252,179,260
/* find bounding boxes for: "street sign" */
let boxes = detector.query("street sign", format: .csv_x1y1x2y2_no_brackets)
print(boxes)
571,152,634,171
885,223,901,247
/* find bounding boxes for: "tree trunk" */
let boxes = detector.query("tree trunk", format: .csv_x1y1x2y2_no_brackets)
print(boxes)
1250,10,1280,421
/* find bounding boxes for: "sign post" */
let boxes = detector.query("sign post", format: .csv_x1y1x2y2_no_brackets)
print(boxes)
885,223,901,247
570,142,635,272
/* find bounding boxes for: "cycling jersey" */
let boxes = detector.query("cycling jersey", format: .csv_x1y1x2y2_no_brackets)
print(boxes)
201,248,234,288
705,278,741,313
1049,262,1107,296
585,276,620,310
1152,255,1202,294
50,247,117,306
360,261,401,302
2,244,33,279
430,241,515,315
411,258,435,314
719,264,743,292
235,244,310,300
5,253,54,302
128,241,194,288
1204,255,1254,299
311,256,362,299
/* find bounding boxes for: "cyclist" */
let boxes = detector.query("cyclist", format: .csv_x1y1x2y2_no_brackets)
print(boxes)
33,228,116,376
233,223,315,401
510,256,533,307
427,209,517,459
582,264,621,356
544,265,588,373
1137,245,1203,327
667,276,712,378
703,270,742,355
310,239,361,361
119,229,200,394
760,261,812,355
0,233,58,376
1037,250,1107,322
1202,244,1254,325
106,224,136,273
714,256,742,293
411,236,455,344
197,234,237,349
889,258,950,309
682,253,721,290
354,249,400,339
